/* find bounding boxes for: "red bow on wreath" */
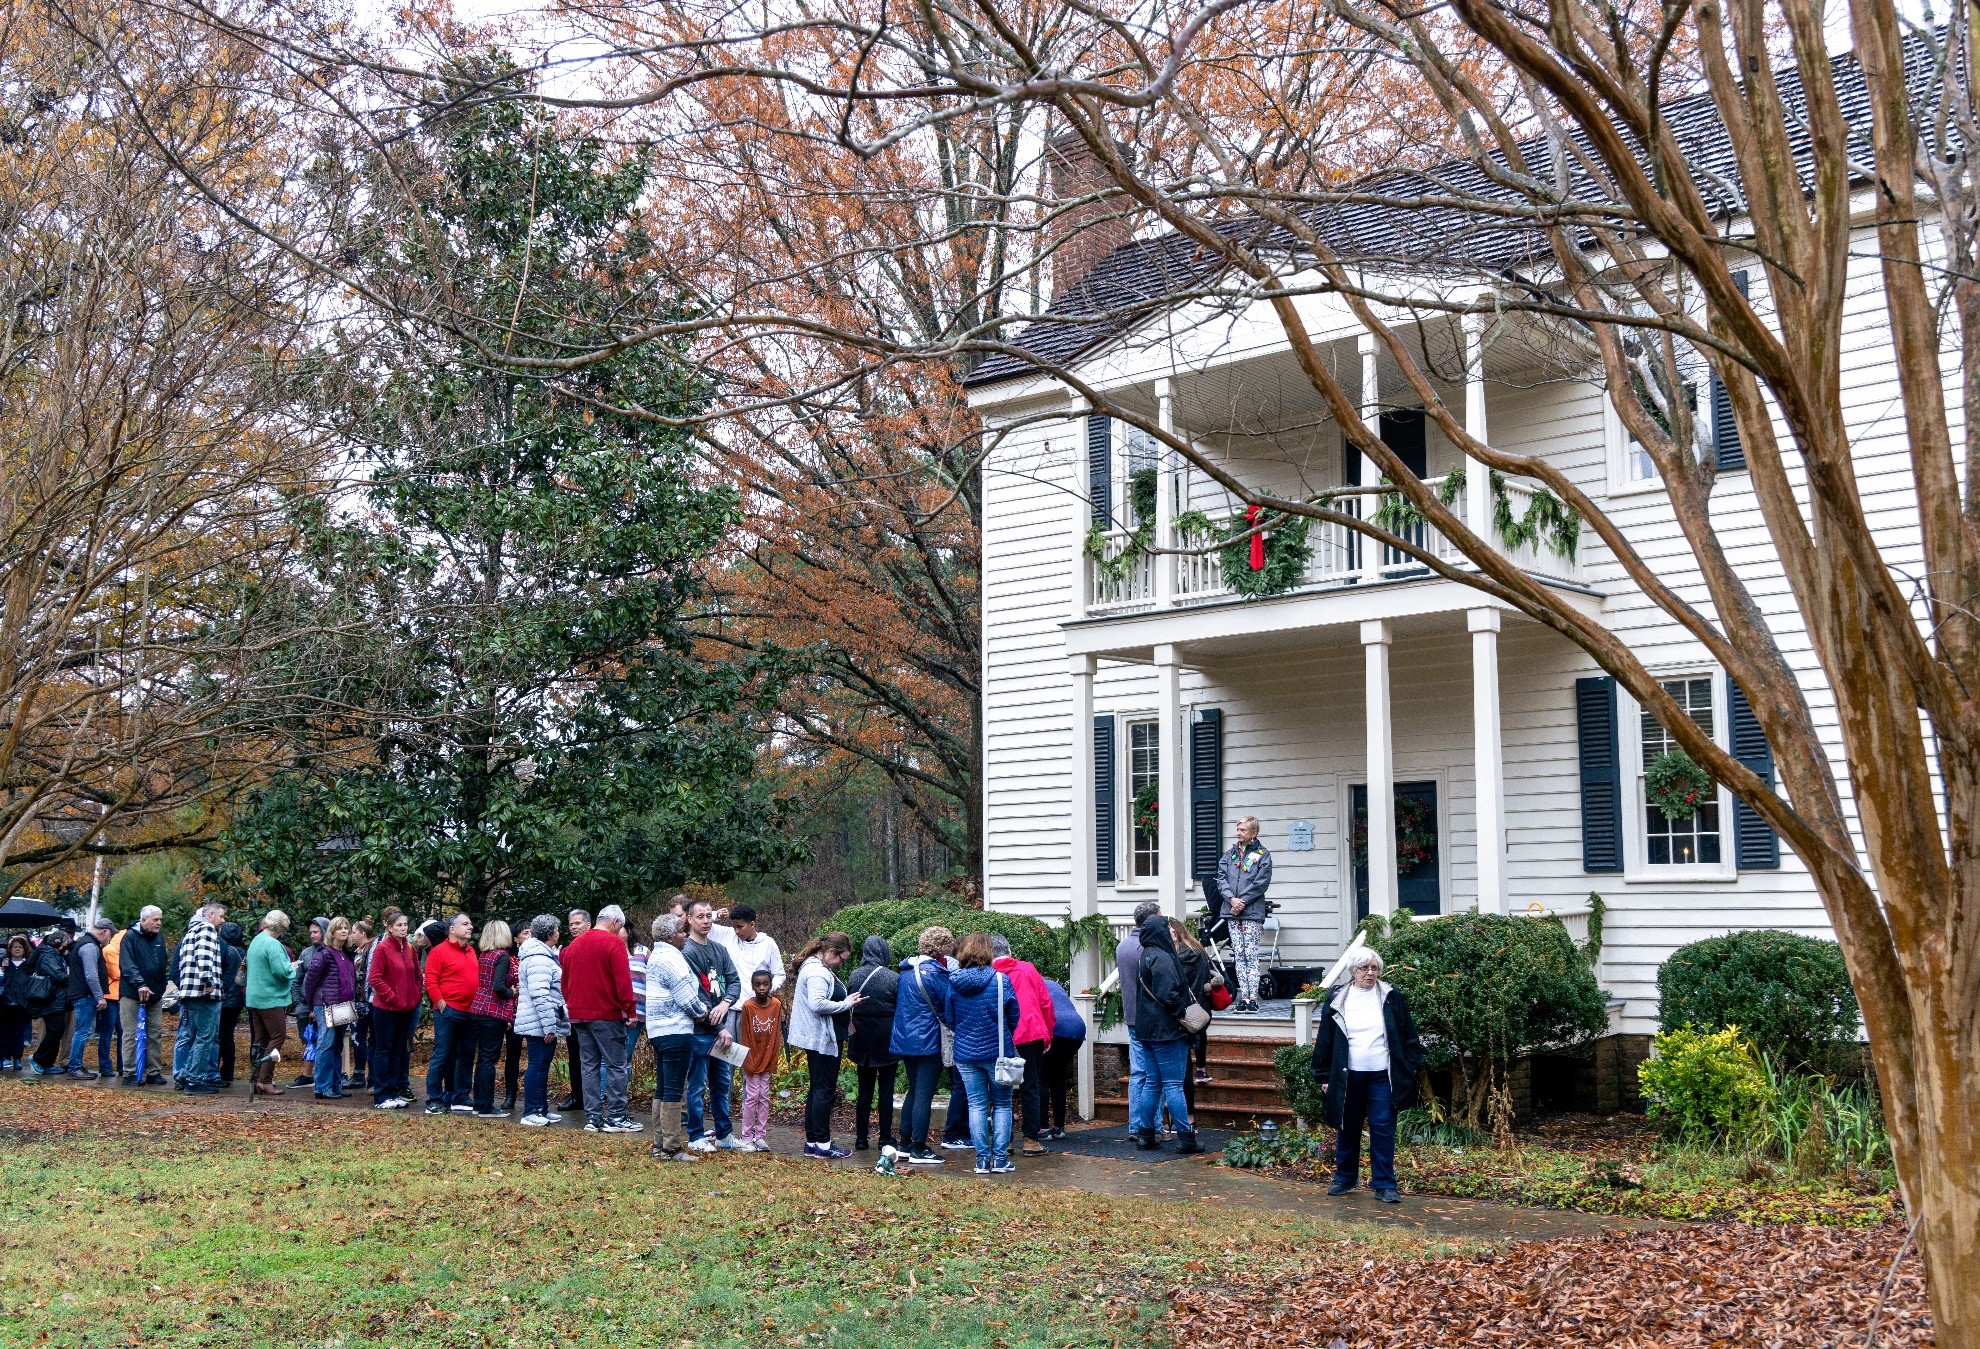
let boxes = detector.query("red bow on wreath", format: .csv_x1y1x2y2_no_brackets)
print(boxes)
1245,504,1264,571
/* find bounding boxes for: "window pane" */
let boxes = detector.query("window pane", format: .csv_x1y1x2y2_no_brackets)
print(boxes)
1129,720,1159,879
1640,677,1720,866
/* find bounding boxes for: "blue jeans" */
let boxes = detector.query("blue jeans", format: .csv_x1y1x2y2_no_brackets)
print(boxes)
1144,1038,1192,1133
684,1033,734,1141
1334,1069,1397,1191
651,1033,693,1103
180,999,222,1087
955,1061,1013,1169
368,1007,414,1102
97,999,120,1075
1126,1031,1155,1133
426,1006,471,1107
522,1034,557,1118
312,1011,346,1095
900,1053,943,1150
66,997,101,1071
173,1003,196,1082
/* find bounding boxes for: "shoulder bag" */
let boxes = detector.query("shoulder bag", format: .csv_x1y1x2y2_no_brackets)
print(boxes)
323,999,357,1027
992,973,1027,1088
912,960,954,1066
1142,968,1212,1035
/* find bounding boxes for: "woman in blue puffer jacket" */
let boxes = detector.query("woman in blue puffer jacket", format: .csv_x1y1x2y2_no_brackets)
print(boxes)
890,926,954,1166
944,932,1022,1175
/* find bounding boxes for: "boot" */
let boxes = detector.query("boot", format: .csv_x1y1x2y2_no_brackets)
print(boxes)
254,1082,284,1096
1132,1130,1161,1151
1175,1129,1204,1155
498,1091,515,1113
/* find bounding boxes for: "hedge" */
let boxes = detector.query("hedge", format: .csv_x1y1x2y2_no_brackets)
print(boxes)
818,897,966,954
1657,930,1860,1072
887,909,1066,983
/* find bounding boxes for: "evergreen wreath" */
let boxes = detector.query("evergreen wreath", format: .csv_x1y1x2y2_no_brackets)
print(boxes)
1351,789,1438,870
1173,508,1312,598
1645,749,1715,823
1132,780,1160,836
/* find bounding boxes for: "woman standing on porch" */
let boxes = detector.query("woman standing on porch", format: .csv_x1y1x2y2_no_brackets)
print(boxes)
1310,948,1423,1203
1216,817,1273,1014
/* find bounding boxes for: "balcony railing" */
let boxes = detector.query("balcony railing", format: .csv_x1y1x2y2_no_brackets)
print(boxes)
1086,475,1578,615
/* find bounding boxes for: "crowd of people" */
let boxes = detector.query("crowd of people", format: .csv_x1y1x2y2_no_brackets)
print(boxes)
0,895,1140,1175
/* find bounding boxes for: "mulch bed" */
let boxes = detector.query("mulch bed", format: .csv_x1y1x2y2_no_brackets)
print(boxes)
1171,1221,1933,1348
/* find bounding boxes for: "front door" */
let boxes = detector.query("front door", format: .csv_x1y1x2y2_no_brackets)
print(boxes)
1351,780,1442,919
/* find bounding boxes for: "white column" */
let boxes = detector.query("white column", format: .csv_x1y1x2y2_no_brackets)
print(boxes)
1361,619,1397,917
1469,608,1507,915
1070,432,1091,621
1073,992,1097,1120
1463,307,1491,551
1155,379,1176,608
1068,653,1099,1121
1358,333,1384,584
1155,642,1188,921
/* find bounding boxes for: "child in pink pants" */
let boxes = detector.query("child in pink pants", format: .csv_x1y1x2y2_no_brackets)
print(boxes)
737,969,783,1150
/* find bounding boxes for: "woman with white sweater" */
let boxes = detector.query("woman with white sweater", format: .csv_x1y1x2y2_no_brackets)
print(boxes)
512,915,569,1126
646,913,710,1161
785,932,864,1159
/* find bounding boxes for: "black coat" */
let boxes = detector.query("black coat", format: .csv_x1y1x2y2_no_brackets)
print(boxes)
1308,981,1425,1129
119,924,169,999
1133,916,1194,1044
24,941,71,1016
845,936,900,1066
219,927,247,1011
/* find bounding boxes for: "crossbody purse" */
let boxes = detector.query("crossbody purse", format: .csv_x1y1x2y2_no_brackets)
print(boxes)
912,961,954,1066
992,973,1027,1088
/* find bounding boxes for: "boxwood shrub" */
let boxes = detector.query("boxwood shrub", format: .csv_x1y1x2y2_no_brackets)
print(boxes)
1656,930,1859,1071
888,909,1066,982
818,897,965,954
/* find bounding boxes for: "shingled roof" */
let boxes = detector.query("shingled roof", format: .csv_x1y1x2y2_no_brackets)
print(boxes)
966,39,1901,389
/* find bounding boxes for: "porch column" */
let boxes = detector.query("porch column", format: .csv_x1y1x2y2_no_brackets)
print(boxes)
1463,306,1492,546
1358,333,1384,585
1069,654,1099,1121
1469,608,1508,914
1361,619,1397,917
1155,378,1177,608
1156,642,1189,921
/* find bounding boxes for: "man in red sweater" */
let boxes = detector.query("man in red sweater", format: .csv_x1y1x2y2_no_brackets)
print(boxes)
560,904,641,1132
422,913,479,1115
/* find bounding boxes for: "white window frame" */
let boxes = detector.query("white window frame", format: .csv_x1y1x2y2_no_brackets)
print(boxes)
1604,394,1664,498
1121,713,1161,888
1619,670,1738,883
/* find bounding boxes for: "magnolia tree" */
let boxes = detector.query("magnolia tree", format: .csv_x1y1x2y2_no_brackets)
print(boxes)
124,0,1980,1333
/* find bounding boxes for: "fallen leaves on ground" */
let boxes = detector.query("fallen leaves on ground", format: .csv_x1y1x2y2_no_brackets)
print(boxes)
1171,1221,1932,1348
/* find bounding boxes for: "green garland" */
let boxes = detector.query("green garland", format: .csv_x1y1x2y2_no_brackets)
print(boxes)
1175,508,1312,598
1372,467,1579,562
1646,749,1715,823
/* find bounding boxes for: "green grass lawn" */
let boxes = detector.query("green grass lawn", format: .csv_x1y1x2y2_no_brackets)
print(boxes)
0,1083,1438,1348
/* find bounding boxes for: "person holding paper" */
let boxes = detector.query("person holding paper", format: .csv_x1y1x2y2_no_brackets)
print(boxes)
786,932,863,1160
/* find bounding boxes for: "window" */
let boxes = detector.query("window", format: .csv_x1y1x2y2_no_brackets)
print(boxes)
1123,425,1159,528
1128,718,1160,880
1604,381,1697,497
1640,677,1721,866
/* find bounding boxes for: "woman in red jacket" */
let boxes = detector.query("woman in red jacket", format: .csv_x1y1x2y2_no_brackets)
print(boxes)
365,912,421,1109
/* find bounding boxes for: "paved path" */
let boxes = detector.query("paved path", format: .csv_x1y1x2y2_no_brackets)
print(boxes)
26,1072,1637,1244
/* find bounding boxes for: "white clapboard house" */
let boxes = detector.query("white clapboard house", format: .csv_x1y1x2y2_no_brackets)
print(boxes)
966,51,1914,1116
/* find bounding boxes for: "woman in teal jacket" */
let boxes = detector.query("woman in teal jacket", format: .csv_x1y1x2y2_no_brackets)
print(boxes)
245,911,294,1096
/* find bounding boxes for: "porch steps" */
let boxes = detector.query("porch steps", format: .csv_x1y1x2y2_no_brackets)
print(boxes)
1092,1035,1298,1130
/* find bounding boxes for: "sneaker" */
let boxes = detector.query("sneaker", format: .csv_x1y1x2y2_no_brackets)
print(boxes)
373,1099,399,1110
388,1097,412,1110
473,1107,504,1118
972,1164,992,1175
1194,1069,1213,1084
186,1083,219,1095
1326,1178,1357,1196
906,1149,945,1165
66,1068,100,1080
940,1139,973,1151
1021,1138,1046,1156
991,1160,1017,1174
425,1102,446,1115
741,1139,770,1152
687,1137,717,1153
711,1134,742,1150
1375,1188,1402,1204
543,1112,564,1124
601,1118,644,1133
519,1113,552,1127
27,1063,50,1077
804,1143,851,1159
584,1119,604,1132
450,1104,475,1114
651,1148,697,1162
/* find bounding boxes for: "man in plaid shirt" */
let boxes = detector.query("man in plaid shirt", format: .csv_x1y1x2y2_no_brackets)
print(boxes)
173,902,228,1094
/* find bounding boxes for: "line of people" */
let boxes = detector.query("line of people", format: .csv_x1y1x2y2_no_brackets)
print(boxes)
6,895,1119,1175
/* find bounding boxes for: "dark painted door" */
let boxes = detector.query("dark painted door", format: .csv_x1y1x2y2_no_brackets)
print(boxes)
1352,780,1442,919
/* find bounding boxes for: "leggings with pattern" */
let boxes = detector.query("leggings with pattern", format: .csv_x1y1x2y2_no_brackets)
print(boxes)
1230,919,1263,1002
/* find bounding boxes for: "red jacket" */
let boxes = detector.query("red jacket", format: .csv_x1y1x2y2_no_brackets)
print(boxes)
992,956,1054,1047
560,928,634,1023
424,938,480,1012
367,934,421,1013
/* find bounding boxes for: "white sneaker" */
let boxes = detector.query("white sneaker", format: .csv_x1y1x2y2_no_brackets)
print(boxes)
450,1104,475,1114
712,1134,742,1150
387,1097,412,1109
940,1139,974,1150
543,1112,564,1123
519,1113,552,1127
601,1118,644,1133
373,1099,397,1110
687,1137,717,1153
746,1139,771,1152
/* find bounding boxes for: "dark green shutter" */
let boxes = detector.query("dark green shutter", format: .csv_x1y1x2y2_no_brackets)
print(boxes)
1189,709,1223,881
1711,271,1751,471
1576,675,1624,873
1094,715,1116,883
1087,415,1113,527
1728,679,1781,869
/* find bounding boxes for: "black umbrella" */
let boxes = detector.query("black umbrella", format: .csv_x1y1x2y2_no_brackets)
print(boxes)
0,896,79,931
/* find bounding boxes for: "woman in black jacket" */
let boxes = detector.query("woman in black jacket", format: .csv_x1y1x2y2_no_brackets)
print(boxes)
23,931,74,1075
1169,920,1218,1122
1308,948,1424,1203
1133,914,1202,1154
844,936,901,1151
1,935,34,1069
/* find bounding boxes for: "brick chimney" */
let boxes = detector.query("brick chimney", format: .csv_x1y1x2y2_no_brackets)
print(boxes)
1044,130,1136,300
